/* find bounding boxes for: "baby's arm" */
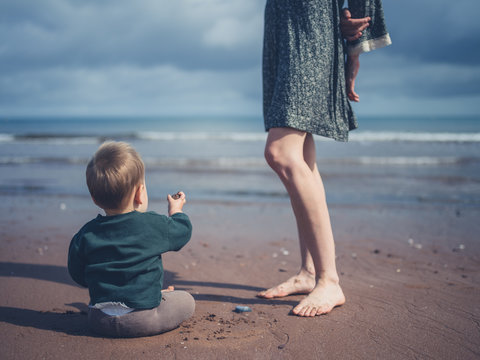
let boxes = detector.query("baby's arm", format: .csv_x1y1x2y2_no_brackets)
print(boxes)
67,235,87,287
167,191,186,217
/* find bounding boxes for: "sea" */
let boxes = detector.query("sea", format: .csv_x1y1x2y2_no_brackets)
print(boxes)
0,115,479,208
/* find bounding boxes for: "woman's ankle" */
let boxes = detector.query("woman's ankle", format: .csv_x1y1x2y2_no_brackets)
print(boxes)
316,272,340,285
299,267,316,278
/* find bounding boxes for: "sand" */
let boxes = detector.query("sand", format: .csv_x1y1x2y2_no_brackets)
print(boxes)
1,195,479,359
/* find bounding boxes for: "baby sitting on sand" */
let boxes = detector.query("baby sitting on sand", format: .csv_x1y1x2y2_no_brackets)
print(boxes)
68,141,194,337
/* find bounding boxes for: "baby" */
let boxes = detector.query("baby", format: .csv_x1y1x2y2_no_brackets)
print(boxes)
68,141,194,337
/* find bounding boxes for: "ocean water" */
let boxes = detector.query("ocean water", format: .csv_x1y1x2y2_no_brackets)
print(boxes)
0,115,479,207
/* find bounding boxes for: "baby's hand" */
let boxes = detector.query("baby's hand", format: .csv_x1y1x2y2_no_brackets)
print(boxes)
167,191,186,216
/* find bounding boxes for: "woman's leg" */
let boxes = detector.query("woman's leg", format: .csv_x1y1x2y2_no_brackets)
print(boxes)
257,131,317,298
258,127,345,317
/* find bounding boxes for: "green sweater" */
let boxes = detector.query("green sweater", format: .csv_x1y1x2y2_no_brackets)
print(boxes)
68,211,192,309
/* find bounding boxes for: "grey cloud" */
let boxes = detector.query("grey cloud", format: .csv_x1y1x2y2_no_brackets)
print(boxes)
0,64,262,116
1,0,479,116
358,52,480,101
382,1,480,66
0,0,264,73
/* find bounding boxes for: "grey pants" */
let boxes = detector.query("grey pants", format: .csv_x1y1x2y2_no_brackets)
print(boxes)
88,291,195,338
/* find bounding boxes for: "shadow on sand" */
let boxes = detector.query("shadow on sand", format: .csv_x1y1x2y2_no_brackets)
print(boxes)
0,262,299,334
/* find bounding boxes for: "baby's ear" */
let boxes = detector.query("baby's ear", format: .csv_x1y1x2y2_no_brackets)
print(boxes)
134,184,144,205
91,196,100,207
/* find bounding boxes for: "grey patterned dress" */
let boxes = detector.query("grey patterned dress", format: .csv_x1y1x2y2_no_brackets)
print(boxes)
263,0,391,141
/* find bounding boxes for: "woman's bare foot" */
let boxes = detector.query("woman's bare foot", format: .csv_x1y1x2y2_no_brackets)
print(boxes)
257,270,316,299
292,279,345,317
346,54,360,102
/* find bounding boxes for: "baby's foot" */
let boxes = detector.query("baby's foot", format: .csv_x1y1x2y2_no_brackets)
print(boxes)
292,279,345,317
257,271,315,299
346,54,360,102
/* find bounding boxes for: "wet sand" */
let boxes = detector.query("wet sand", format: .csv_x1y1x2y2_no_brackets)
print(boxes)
1,195,479,359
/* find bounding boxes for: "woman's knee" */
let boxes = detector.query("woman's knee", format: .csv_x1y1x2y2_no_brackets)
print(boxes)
264,142,300,175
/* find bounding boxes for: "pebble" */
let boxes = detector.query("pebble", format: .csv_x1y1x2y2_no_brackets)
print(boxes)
235,306,252,313
408,238,423,250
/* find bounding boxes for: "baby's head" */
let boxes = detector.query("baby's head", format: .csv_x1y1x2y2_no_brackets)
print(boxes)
86,141,146,212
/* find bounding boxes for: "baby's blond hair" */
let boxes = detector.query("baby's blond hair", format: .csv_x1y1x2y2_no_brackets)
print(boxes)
86,141,145,210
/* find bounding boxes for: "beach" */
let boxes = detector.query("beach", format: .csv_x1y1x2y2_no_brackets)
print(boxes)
1,116,480,359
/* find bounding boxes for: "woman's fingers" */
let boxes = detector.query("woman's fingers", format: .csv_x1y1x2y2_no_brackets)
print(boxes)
342,8,352,20
345,33,362,42
340,9,371,40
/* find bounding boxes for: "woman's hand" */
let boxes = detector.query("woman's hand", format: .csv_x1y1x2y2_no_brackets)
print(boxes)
340,9,370,42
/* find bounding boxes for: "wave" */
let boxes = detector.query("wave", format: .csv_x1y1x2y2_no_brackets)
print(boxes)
1,155,477,167
0,134,15,142
355,156,467,166
0,155,268,168
0,134,103,145
142,156,267,168
350,131,480,142
1,131,480,144
0,131,267,144
137,131,266,142
0,156,87,165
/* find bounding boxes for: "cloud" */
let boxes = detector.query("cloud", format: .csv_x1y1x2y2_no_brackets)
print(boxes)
382,0,480,66
203,16,262,49
0,0,478,116
0,0,264,72
0,64,261,116
358,53,480,98
352,49,480,115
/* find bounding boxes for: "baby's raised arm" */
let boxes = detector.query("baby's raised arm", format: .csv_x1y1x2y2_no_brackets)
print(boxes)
167,191,186,216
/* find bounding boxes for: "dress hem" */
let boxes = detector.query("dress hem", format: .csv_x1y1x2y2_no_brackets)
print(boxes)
264,123,352,142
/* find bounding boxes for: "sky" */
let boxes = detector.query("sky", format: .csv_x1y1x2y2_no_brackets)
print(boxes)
1,0,479,117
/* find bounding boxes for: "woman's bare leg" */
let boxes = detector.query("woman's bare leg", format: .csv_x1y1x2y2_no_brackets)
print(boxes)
257,133,317,298
258,128,345,317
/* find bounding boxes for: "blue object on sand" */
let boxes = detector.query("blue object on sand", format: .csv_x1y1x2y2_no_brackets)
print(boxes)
235,305,252,313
